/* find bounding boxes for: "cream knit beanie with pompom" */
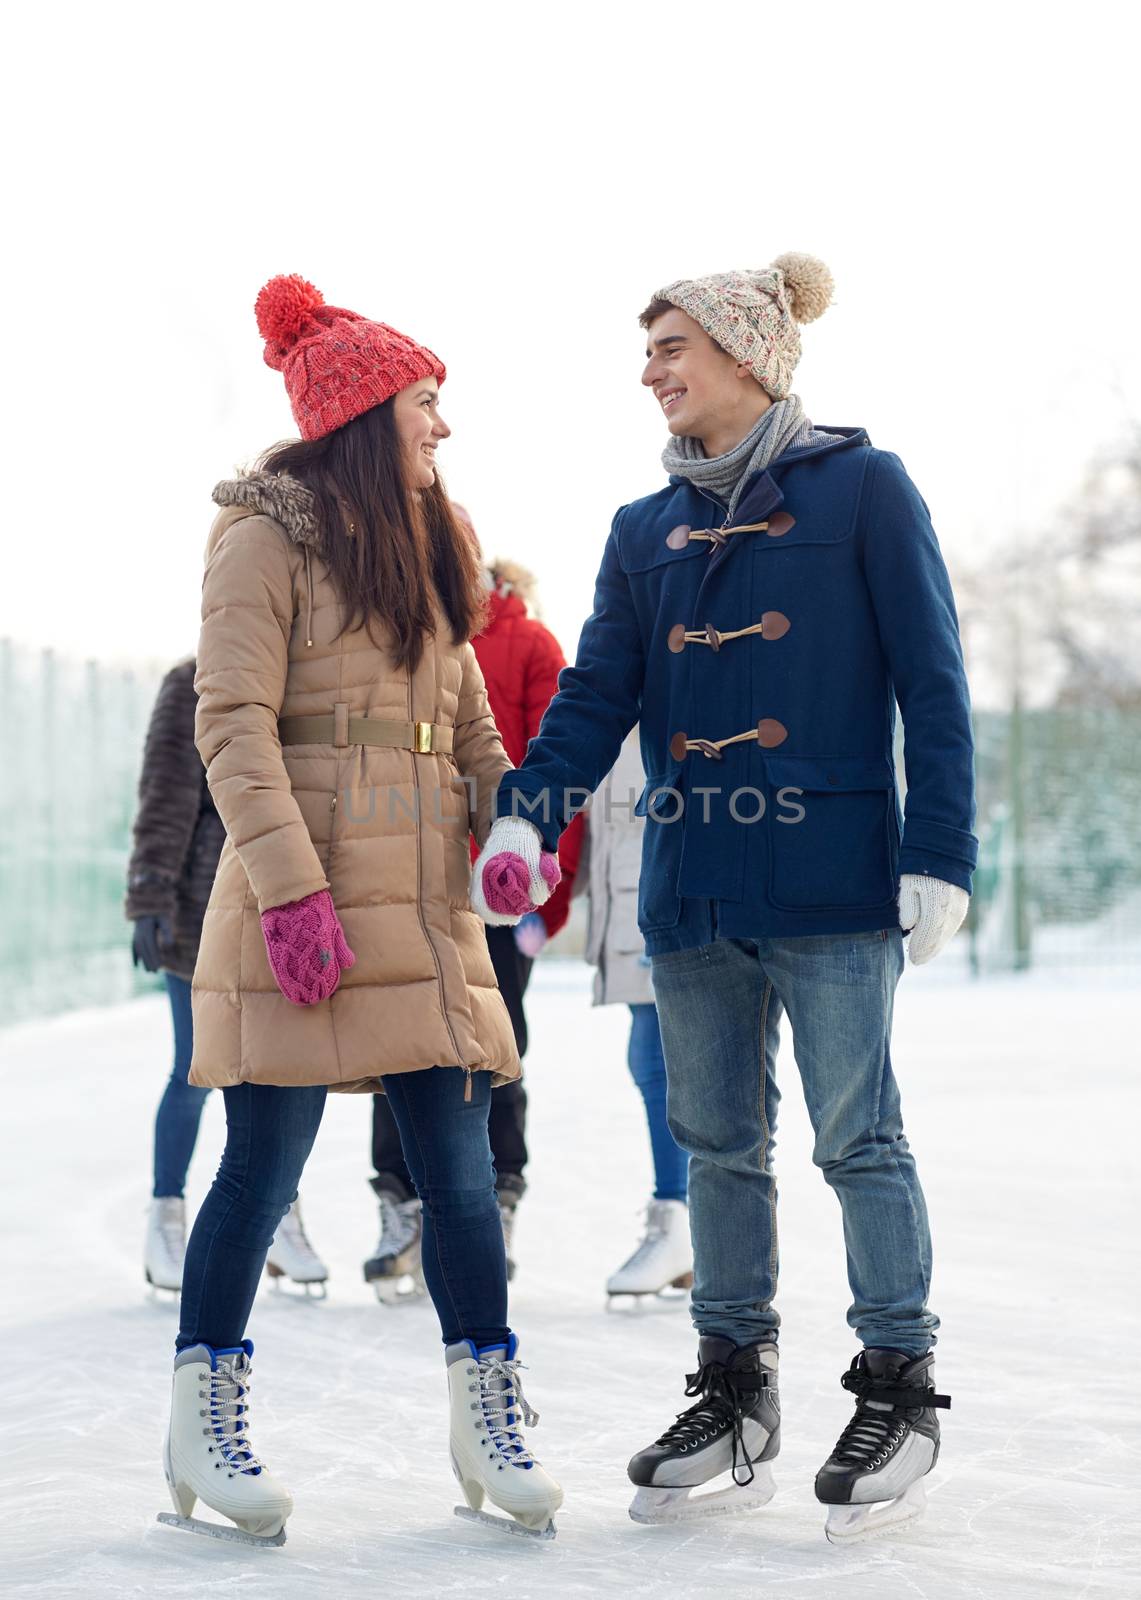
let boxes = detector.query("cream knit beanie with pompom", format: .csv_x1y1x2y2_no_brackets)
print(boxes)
653,252,834,400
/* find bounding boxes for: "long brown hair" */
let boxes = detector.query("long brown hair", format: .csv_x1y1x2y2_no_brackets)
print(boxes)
256,399,486,674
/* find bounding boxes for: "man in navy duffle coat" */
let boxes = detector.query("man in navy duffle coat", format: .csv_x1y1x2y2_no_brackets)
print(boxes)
472,253,973,1539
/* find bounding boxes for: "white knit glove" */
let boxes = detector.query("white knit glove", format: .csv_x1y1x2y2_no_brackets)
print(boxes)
470,817,560,926
898,874,970,965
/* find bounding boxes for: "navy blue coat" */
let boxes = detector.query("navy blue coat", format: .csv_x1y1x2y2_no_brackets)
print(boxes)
495,429,977,953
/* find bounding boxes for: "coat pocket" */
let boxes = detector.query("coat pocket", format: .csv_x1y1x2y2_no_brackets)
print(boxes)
764,754,899,913
634,773,685,931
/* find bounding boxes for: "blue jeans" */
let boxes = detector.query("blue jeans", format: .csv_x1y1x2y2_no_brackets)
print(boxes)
650,931,936,1355
384,1068,508,1348
627,1003,688,1203
177,1068,507,1353
153,973,212,1199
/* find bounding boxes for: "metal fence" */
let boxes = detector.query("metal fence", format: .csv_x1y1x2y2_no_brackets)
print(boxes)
1,640,1137,1027
0,641,165,1022
966,706,1141,973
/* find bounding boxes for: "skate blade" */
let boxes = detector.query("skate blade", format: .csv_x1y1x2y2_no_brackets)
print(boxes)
144,1271,182,1297
629,1466,776,1525
372,1274,426,1305
156,1512,286,1548
605,1288,690,1314
824,1478,927,1545
265,1266,328,1298
454,1505,556,1541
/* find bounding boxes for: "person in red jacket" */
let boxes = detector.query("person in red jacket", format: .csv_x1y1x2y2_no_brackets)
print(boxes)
365,509,584,1295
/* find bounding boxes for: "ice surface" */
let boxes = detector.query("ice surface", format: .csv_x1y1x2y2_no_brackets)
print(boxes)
2,961,1138,1598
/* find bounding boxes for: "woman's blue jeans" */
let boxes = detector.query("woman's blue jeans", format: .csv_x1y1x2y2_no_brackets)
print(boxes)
177,1066,508,1353
153,973,211,1199
650,930,937,1356
627,1003,688,1203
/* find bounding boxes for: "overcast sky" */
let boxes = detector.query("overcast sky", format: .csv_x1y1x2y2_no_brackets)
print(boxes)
4,1,1138,700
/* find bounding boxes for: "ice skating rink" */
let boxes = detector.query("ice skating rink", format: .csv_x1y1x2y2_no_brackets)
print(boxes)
2,959,1137,1600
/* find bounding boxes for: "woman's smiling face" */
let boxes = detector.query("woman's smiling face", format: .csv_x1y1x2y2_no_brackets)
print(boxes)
393,378,450,489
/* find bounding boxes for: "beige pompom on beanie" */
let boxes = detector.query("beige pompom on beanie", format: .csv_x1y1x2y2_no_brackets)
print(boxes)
653,252,834,401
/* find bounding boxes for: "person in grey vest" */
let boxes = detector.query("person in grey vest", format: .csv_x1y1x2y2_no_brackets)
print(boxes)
583,730,692,1301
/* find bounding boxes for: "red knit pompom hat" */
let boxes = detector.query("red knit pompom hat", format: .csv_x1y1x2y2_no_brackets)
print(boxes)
254,274,447,441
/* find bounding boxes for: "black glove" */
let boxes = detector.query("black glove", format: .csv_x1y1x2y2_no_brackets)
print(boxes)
132,915,175,973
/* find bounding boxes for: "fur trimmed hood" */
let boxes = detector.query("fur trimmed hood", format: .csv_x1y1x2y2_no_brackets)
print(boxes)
212,471,323,550
487,557,538,608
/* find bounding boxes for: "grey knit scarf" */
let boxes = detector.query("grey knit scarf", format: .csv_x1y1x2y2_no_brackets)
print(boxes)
662,394,836,517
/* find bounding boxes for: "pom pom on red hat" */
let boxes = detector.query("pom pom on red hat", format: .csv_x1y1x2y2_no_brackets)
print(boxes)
255,274,325,349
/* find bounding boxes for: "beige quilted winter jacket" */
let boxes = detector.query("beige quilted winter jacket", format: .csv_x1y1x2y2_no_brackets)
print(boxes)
188,472,520,1094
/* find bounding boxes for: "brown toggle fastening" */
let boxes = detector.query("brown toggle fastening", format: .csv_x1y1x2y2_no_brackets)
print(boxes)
669,717,789,762
666,517,780,551
667,611,791,653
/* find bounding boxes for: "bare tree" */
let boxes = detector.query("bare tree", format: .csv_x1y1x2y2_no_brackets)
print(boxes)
956,427,1141,709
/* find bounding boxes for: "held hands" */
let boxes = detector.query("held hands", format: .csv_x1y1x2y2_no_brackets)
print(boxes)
898,874,969,965
260,889,356,1005
470,817,561,925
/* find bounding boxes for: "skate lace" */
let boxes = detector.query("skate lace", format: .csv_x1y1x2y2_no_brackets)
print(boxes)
832,1405,909,1467
620,1203,669,1272
158,1212,184,1258
832,1363,950,1469
201,1358,265,1476
277,1206,321,1268
478,1355,539,1468
655,1359,769,1487
377,1193,420,1255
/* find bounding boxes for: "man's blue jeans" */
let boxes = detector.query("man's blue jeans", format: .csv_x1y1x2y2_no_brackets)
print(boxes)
650,930,937,1355
177,1067,508,1353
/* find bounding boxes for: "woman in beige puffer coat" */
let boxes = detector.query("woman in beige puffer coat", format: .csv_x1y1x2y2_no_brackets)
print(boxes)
162,276,564,1546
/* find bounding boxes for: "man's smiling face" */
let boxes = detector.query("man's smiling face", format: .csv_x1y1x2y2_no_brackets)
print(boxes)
640,306,767,452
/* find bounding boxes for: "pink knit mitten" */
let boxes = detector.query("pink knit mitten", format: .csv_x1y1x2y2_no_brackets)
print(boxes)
260,889,356,1006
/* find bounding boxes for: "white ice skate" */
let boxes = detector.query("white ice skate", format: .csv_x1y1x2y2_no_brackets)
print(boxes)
606,1198,693,1308
158,1339,292,1546
265,1200,328,1297
145,1197,187,1293
628,1337,779,1525
363,1187,426,1304
446,1334,563,1540
816,1349,949,1544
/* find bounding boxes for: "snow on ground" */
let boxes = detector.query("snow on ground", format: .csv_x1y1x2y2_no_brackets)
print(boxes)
1,960,1138,1600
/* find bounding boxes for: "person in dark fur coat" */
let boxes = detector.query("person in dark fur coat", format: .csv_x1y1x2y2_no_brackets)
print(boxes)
126,659,325,1294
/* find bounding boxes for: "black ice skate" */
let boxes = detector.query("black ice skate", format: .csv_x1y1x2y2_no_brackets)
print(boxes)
627,1337,779,1524
815,1348,950,1543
